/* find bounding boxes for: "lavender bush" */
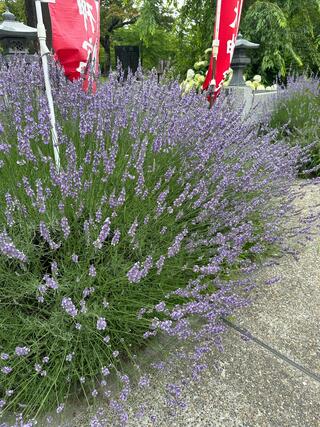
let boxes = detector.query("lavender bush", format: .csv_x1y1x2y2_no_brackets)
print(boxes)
0,57,301,425
270,74,320,175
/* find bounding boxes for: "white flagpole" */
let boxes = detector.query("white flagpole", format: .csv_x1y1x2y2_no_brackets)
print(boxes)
35,0,60,171
208,0,222,106
212,0,222,61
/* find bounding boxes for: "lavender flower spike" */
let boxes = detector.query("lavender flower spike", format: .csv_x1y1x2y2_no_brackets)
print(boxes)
61,297,78,318
93,217,111,249
97,317,107,331
0,230,27,262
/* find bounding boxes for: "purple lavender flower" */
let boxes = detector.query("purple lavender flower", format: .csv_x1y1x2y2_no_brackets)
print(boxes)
51,261,58,275
127,262,141,283
80,299,87,314
22,176,35,199
128,218,138,239
5,193,15,227
97,317,107,331
61,297,78,317
111,229,121,246
155,301,166,312
83,287,95,298
15,346,30,357
138,375,150,388
102,366,110,376
127,256,153,284
89,264,96,277
1,353,9,360
34,363,42,373
156,255,165,274
39,222,60,250
36,179,46,213
0,230,27,262
56,403,65,414
168,229,188,258
44,274,58,290
1,366,12,375
72,254,79,263
60,217,70,239
93,217,111,249
95,209,102,223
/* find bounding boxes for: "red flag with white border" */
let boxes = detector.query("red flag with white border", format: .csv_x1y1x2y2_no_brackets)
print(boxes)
203,0,244,97
48,0,100,90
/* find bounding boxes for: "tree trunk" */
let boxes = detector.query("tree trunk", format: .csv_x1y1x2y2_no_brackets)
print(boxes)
24,0,52,50
102,34,111,76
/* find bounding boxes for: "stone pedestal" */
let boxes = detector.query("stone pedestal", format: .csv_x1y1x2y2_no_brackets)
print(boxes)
223,86,254,118
221,86,278,124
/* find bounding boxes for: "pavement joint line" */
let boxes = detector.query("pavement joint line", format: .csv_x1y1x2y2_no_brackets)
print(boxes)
222,318,320,384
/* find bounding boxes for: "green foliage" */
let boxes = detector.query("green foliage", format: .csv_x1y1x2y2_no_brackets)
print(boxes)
270,76,320,175
175,0,320,82
0,0,25,21
112,25,177,69
242,1,293,80
100,0,177,73
0,58,299,421
100,0,138,35
242,1,320,83
174,0,215,77
134,0,158,45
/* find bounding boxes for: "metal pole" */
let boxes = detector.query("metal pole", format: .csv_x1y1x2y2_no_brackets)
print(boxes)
213,0,222,59
35,0,60,171
208,0,222,108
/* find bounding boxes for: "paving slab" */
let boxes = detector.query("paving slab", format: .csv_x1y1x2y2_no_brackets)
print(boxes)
123,328,320,427
235,181,320,375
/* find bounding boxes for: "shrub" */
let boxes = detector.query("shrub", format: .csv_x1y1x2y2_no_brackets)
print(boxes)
0,57,300,425
269,74,320,175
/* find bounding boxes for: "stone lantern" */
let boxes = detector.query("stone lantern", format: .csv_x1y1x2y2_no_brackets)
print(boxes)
0,9,37,55
229,33,259,87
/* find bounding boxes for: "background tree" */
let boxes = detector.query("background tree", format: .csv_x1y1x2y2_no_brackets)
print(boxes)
176,0,320,82
0,0,25,21
100,0,139,74
100,0,176,74
242,0,320,82
1,0,318,82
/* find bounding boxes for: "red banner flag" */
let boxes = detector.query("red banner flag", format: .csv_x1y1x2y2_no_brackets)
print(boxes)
203,0,244,97
48,0,100,90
